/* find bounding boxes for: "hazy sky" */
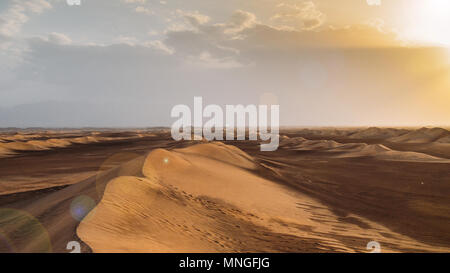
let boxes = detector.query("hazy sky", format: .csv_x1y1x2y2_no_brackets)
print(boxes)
0,0,449,127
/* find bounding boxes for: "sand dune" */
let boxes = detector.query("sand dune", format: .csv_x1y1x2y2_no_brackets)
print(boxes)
0,146,15,157
280,137,340,150
331,143,391,155
176,142,257,170
388,127,449,144
76,142,447,253
287,127,450,146
348,127,408,139
333,143,448,162
436,135,450,144
1,130,449,253
280,137,450,162
0,131,157,158
292,128,354,138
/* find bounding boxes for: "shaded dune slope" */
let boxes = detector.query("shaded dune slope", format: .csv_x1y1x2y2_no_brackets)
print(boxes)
0,155,146,253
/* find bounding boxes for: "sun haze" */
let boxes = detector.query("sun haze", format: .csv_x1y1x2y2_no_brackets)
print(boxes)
0,0,449,127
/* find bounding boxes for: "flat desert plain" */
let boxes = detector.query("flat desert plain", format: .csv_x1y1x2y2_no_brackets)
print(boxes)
0,127,449,253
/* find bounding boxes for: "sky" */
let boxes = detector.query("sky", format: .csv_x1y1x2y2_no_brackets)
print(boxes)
0,0,449,127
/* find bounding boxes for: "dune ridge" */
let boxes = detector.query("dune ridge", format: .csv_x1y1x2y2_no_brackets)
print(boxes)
280,136,450,162
0,132,157,158
286,127,450,144
348,127,408,139
388,127,450,144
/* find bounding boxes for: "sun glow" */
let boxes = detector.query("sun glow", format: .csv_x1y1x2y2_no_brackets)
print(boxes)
403,0,450,46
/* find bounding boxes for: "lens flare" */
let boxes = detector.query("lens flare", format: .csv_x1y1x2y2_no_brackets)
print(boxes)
70,195,96,221
0,209,52,253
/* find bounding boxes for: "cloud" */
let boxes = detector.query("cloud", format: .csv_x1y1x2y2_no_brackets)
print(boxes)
47,32,72,45
3,6,442,127
111,36,174,54
0,0,52,71
271,1,326,30
163,10,258,62
26,32,73,46
135,6,154,15
234,24,402,52
224,10,258,34
5,38,447,127
23,0,52,13
12,38,181,101
0,0,51,38
364,18,386,32
0,5,27,38
175,10,211,27
163,8,402,69
186,51,243,69
122,0,147,3
115,35,139,46
143,40,174,54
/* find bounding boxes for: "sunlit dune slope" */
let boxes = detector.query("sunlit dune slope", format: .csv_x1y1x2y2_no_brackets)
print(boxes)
77,142,447,253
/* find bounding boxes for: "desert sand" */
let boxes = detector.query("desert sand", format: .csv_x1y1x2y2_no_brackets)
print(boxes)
0,130,157,159
0,127,449,253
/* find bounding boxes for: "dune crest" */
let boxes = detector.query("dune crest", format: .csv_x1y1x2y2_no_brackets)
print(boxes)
175,142,257,170
142,148,193,180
